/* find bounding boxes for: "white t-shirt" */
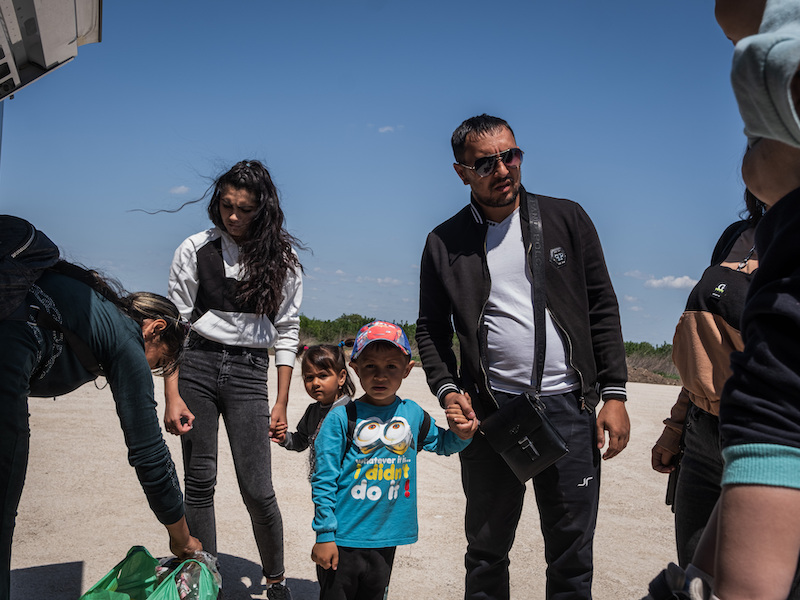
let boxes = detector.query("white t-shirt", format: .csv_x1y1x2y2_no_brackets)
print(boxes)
484,208,579,396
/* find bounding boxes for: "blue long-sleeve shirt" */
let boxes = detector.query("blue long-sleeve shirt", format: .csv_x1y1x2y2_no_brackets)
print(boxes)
311,396,470,548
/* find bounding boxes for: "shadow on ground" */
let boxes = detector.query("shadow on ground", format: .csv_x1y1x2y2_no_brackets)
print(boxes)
218,553,318,600
11,561,83,599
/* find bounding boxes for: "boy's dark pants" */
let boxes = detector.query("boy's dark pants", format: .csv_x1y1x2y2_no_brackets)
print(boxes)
317,546,396,600
460,391,600,600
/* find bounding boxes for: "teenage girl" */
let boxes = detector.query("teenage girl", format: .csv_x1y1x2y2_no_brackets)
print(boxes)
163,159,302,600
273,342,356,478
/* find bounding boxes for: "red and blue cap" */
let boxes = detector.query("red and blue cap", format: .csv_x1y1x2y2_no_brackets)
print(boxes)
351,320,412,360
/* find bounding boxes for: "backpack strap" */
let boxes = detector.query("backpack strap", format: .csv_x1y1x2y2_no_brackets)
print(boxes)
344,400,358,459
415,410,432,451
32,305,104,376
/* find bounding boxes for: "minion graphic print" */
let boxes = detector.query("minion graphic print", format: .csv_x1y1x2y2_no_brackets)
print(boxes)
311,396,470,549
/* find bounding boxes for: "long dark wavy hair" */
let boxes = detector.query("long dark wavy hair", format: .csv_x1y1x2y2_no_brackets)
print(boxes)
206,160,303,317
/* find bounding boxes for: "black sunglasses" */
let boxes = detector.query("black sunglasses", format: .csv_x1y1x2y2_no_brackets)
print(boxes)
458,147,524,177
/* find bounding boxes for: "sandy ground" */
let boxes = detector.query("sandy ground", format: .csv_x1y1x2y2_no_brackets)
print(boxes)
10,365,681,599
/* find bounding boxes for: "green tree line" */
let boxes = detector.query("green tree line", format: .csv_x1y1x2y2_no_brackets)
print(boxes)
300,313,670,358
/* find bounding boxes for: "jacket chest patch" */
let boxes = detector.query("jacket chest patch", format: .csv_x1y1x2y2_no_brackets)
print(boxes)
549,247,567,268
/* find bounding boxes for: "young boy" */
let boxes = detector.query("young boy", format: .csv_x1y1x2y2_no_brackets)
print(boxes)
310,320,475,600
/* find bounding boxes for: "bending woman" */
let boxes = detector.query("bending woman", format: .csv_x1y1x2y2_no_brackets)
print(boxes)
1,257,200,600
163,160,302,600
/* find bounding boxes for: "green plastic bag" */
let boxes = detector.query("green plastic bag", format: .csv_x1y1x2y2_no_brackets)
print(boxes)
149,557,218,600
80,546,160,600
80,546,219,600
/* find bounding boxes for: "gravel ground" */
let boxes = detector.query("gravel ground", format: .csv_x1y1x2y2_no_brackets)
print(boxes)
11,365,680,599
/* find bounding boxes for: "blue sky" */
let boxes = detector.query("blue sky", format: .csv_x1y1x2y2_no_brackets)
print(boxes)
0,1,748,344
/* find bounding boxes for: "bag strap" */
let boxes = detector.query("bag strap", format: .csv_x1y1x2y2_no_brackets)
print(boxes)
526,193,547,398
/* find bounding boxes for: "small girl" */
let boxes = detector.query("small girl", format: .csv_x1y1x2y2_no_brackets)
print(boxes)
273,342,356,478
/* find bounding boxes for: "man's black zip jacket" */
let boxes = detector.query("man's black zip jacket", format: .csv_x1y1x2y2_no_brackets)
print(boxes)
416,187,627,420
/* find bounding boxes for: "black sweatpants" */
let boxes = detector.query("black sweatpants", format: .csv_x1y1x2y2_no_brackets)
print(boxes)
317,546,396,600
460,391,601,600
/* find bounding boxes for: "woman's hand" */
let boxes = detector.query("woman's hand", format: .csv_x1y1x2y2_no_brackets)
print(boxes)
165,517,203,558
163,370,194,435
270,421,288,444
164,395,195,436
651,443,677,474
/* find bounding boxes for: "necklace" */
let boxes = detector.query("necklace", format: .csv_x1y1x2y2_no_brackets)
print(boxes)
737,244,757,272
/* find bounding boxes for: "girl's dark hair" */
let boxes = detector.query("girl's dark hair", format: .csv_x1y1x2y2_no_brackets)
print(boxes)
742,188,767,226
50,261,188,376
207,160,304,317
298,340,356,397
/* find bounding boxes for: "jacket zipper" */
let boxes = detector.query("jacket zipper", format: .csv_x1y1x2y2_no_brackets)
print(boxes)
547,308,590,413
478,227,499,409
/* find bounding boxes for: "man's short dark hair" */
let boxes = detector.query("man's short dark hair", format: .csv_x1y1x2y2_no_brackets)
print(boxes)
451,114,515,163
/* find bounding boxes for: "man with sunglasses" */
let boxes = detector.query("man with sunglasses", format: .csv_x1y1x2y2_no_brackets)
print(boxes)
416,114,629,600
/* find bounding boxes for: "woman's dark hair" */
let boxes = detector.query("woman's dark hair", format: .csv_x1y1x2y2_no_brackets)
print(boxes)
298,340,356,398
50,261,188,376
207,160,304,317
742,188,767,226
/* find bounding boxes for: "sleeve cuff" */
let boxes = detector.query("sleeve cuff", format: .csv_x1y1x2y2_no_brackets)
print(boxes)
315,531,336,543
274,349,298,367
436,383,461,406
600,385,627,401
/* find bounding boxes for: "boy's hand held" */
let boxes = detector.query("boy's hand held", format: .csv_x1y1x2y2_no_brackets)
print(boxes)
312,541,339,570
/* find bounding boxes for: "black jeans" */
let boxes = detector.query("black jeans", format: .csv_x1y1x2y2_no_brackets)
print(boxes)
674,404,722,568
0,320,42,600
178,345,285,579
461,391,600,600
316,546,396,600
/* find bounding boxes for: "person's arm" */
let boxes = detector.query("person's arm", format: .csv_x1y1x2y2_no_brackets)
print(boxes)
422,414,475,455
416,233,476,436
163,368,195,435
652,388,691,473
270,364,292,437
715,485,800,599
416,234,461,404
165,516,203,559
575,205,630,459
310,410,347,568
279,404,313,450
104,330,187,529
270,264,302,437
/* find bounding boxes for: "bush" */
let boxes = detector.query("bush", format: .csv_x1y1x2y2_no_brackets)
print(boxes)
299,314,420,361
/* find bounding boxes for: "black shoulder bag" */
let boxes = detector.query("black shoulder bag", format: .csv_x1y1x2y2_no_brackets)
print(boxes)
479,194,569,482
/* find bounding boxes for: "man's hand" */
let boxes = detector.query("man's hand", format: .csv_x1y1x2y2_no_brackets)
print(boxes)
651,443,677,473
595,398,630,460
443,391,478,440
445,403,478,439
311,541,339,570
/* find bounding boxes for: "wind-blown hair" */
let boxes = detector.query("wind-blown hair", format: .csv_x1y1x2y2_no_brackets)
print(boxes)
50,261,188,376
298,340,356,398
451,114,515,163
207,160,303,317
